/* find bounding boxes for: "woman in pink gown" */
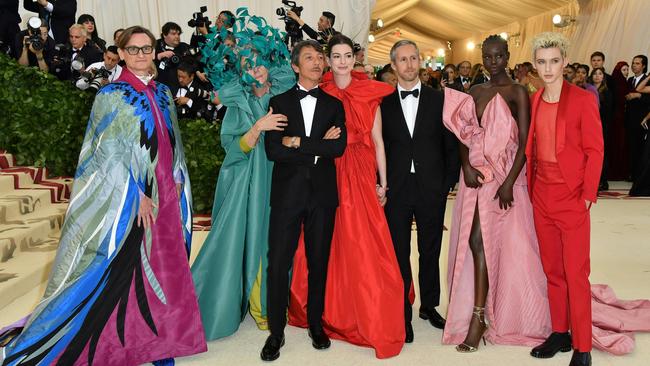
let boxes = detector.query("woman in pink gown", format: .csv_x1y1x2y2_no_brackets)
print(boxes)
442,35,551,352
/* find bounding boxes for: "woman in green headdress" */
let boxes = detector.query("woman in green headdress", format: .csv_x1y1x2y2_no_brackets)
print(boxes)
191,8,296,339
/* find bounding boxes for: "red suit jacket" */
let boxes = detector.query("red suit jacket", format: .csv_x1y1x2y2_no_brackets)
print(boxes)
525,80,604,203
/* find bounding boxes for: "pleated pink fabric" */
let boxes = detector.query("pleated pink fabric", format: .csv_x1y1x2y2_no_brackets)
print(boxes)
442,88,552,347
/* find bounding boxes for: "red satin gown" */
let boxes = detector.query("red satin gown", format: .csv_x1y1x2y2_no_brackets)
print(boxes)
287,71,405,358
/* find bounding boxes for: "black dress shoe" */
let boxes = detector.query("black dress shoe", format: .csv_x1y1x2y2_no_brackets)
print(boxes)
419,308,446,329
260,334,285,361
530,332,572,358
405,322,414,343
569,350,591,366
308,328,331,350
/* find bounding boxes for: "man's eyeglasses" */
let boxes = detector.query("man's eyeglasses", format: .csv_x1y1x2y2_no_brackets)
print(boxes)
123,45,154,55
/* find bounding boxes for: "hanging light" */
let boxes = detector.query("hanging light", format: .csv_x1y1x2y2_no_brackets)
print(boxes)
370,18,384,32
467,41,475,50
500,32,508,40
368,34,375,43
437,48,445,57
553,14,575,27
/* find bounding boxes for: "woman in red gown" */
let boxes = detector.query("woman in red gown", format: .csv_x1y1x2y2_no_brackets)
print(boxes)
287,34,405,358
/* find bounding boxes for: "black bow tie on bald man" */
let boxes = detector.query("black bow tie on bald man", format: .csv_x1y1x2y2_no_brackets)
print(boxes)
400,89,419,99
297,88,319,99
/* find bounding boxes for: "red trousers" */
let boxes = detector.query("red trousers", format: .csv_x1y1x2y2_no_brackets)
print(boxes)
532,163,592,352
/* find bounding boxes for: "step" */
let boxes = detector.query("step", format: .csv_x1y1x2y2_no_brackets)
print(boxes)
0,188,58,224
0,248,57,309
0,152,15,169
0,210,65,264
0,175,14,193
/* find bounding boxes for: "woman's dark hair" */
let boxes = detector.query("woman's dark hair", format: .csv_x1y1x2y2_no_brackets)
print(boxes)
326,33,354,57
590,67,609,93
483,34,509,54
443,63,456,72
77,14,99,41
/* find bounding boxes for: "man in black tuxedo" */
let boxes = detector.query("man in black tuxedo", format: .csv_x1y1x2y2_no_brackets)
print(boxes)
625,54,649,179
456,60,472,92
381,39,458,343
261,40,346,362
23,0,76,45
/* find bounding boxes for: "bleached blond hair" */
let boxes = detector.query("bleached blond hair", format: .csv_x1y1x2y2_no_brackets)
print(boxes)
531,32,569,60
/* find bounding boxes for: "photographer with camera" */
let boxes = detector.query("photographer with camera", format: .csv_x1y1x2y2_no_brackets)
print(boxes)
286,8,338,44
155,21,190,94
175,61,215,120
14,17,54,72
22,0,77,45
75,45,121,91
51,24,102,81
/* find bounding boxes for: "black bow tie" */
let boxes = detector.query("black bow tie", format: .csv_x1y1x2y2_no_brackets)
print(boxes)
400,89,419,99
462,77,469,83
297,88,319,100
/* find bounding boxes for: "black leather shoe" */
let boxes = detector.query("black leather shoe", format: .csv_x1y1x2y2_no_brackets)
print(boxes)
260,334,285,361
419,308,446,329
530,332,572,358
569,350,592,366
308,328,331,350
405,322,414,343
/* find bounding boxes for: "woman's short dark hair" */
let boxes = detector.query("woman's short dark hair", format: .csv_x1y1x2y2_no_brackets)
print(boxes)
290,40,323,66
326,34,354,57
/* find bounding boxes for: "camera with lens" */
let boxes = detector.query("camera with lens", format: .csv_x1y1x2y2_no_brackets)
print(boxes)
276,0,304,46
25,17,44,52
188,6,211,29
160,44,182,66
82,66,111,90
51,43,71,72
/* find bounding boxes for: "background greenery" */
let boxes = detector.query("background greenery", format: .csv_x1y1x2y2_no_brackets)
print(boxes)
0,54,223,213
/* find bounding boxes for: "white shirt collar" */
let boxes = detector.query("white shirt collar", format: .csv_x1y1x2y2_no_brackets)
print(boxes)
397,80,421,93
298,82,319,92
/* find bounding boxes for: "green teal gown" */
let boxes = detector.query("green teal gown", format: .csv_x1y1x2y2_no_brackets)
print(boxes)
191,65,295,340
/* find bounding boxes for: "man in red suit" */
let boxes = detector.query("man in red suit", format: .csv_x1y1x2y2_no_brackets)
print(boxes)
525,32,603,366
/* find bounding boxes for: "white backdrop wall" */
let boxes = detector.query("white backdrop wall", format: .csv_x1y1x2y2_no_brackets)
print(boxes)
17,0,374,50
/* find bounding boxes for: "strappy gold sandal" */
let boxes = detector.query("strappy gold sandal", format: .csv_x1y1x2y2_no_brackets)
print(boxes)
456,306,488,353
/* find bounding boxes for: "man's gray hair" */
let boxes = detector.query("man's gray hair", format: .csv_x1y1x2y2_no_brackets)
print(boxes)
390,40,419,63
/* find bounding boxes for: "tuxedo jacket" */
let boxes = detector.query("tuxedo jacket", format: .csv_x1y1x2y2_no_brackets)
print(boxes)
265,86,346,209
625,73,650,126
23,0,76,45
381,85,459,203
525,80,604,202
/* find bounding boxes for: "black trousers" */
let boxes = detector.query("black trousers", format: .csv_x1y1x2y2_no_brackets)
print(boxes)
384,173,447,323
267,202,336,337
